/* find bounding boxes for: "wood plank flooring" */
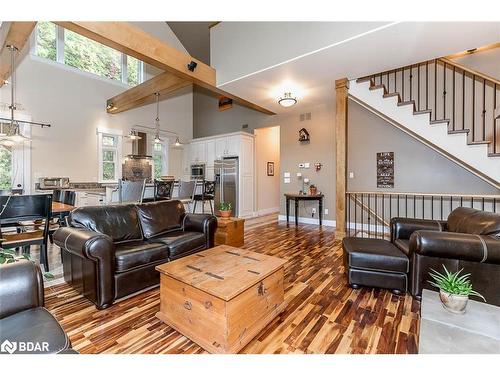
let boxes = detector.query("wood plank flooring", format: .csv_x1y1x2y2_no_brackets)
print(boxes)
44,222,420,354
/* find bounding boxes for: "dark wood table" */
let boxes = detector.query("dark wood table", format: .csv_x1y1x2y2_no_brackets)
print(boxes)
285,193,324,226
52,202,76,214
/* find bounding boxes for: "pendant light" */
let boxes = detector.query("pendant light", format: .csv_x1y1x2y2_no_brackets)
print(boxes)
0,45,51,143
174,136,181,147
126,130,142,140
153,92,162,144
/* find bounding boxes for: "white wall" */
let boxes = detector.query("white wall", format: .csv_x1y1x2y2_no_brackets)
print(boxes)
254,126,280,215
453,48,500,81
0,22,193,187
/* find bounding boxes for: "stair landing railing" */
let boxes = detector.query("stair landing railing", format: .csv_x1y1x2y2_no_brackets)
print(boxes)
345,191,500,239
358,57,500,156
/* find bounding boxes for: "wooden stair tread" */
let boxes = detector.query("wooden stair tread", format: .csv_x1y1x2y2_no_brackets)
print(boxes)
397,100,415,107
369,84,387,93
430,119,450,125
448,129,470,134
468,140,491,145
488,153,500,157
356,77,373,83
414,109,432,115
383,92,400,99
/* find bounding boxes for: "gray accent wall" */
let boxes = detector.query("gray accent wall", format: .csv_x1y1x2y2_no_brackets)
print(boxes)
193,86,273,138
347,99,500,195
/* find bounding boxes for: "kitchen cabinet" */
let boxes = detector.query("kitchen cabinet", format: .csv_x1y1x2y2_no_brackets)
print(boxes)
75,191,105,207
188,131,255,218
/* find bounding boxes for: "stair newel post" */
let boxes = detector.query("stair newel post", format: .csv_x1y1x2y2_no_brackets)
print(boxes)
335,78,349,239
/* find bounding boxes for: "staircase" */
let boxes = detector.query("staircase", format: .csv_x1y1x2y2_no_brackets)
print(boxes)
349,57,500,188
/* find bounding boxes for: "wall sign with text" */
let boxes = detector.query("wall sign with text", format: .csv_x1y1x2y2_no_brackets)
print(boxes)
377,152,394,188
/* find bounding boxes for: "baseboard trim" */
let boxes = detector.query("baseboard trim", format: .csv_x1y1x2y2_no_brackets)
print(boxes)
278,215,336,227
257,207,280,216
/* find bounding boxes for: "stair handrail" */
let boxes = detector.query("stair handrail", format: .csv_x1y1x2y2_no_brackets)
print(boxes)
438,57,500,87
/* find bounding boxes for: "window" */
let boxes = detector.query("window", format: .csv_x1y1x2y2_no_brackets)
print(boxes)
0,145,12,190
98,131,122,183
35,21,56,61
34,22,143,86
152,142,167,180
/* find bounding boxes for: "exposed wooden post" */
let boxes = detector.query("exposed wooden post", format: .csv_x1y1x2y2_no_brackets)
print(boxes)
335,78,349,238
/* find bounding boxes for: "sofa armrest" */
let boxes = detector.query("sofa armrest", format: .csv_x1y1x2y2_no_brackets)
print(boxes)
391,217,446,242
183,213,218,248
53,227,115,262
53,227,115,309
409,230,500,264
0,260,44,319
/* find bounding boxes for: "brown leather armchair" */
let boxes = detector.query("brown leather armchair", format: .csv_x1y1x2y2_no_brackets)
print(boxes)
0,260,76,354
391,207,500,306
54,200,217,309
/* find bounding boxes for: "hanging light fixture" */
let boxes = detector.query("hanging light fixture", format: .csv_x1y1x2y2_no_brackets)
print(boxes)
278,92,297,108
174,136,181,147
126,130,142,140
153,92,162,144
0,45,51,143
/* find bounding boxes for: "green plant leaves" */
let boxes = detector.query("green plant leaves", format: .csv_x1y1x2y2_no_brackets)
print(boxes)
428,265,486,301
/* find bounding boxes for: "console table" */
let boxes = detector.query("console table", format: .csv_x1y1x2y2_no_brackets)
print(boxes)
284,193,324,226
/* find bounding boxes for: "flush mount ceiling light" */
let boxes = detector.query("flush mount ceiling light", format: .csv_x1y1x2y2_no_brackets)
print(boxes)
278,92,297,108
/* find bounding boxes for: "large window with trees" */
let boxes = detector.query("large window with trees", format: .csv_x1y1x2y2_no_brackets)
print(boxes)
0,146,12,190
35,22,143,86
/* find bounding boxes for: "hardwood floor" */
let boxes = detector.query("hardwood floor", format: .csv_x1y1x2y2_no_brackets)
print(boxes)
44,222,420,354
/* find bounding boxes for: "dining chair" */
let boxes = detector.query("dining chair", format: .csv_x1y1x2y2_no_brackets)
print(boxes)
193,180,215,214
177,180,196,213
0,194,52,271
47,190,76,244
118,179,146,204
154,179,174,201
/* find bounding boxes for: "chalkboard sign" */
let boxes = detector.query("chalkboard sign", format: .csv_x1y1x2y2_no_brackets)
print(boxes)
377,152,394,188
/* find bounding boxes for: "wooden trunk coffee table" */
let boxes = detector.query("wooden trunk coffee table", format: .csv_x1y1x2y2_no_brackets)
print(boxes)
155,245,287,353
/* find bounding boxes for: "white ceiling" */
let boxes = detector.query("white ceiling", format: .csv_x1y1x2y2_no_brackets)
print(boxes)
212,22,500,114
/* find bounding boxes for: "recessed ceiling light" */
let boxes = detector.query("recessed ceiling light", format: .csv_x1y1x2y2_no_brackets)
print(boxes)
278,92,297,108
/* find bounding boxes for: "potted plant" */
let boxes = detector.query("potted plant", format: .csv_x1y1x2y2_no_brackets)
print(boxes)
0,247,54,279
309,184,317,195
428,265,485,314
218,202,232,218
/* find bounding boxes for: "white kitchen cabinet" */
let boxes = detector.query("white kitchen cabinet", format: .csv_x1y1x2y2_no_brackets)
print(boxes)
188,131,256,218
75,191,105,207
205,140,216,166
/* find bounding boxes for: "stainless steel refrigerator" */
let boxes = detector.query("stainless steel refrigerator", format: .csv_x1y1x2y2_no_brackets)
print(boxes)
214,157,239,217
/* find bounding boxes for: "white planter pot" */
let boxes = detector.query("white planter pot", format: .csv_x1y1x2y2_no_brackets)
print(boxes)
439,290,469,314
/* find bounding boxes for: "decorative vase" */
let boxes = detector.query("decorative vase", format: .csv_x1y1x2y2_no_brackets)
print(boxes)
309,187,317,195
439,290,469,314
219,210,232,218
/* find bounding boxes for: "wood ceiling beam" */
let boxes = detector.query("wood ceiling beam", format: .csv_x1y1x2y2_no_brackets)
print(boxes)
0,22,37,87
55,21,216,87
107,72,192,114
56,22,275,115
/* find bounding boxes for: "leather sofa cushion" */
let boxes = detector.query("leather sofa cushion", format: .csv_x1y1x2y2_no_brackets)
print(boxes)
343,238,409,273
115,241,169,273
394,239,410,256
447,207,500,235
136,200,185,239
70,205,142,243
0,307,70,354
152,230,206,260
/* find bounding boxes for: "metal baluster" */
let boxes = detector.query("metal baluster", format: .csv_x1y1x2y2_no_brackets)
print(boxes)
422,195,425,219
431,196,434,219
417,63,420,111
426,61,429,110
482,78,486,142
472,75,476,141
374,193,377,238
443,62,447,120
434,59,437,120
410,65,413,101
452,66,456,131
462,70,466,131
471,197,474,209
440,196,443,220
413,195,416,218
460,196,463,207
402,67,405,101
494,84,497,153
354,194,357,237
494,198,497,213
382,194,385,239
482,198,485,211
405,195,408,217
397,194,400,217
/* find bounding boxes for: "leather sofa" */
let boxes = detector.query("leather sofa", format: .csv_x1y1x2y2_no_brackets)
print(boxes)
54,200,217,309
391,207,500,306
0,260,76,354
